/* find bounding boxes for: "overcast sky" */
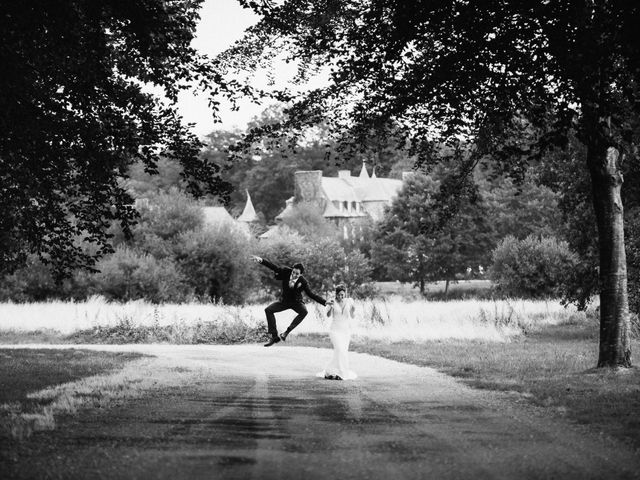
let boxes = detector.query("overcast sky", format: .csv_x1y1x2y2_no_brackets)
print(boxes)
177,0,329,138
176,0,265,137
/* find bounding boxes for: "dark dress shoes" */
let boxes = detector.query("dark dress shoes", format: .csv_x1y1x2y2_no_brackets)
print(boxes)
279,332,288,342
264,336,281,347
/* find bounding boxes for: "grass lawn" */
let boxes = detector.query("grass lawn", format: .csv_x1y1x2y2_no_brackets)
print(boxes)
295,321,640,451
0,348,146,441
0,349,143,407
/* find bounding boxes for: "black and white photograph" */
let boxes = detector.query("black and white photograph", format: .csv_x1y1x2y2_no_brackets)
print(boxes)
1,1,640,478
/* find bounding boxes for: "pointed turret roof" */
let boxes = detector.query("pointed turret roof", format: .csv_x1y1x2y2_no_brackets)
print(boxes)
237,190,259,222
371,167,377,179
359,160,369,178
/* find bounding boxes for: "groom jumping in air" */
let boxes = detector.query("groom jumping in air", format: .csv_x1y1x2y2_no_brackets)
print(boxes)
251,255,328,347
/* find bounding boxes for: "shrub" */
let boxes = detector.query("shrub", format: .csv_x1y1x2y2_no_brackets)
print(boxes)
303,237,374,297
280,201,340,239
111,188,205,259
257,231,374,298
174,223,259,304
257,227,307,265
134,188,204,241
0,256,58,302
91,246,191,303
626,207,640,315
490,235,579,299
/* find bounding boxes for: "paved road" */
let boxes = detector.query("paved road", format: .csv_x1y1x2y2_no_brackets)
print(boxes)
2,344,640,479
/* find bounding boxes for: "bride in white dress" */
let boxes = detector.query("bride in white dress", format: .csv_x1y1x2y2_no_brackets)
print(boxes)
318,285,357,380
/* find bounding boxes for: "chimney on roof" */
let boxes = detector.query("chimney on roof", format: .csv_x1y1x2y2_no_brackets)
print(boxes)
338,170,351,179
295,170,323,203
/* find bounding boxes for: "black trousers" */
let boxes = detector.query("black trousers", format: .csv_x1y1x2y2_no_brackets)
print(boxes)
264,301,308,336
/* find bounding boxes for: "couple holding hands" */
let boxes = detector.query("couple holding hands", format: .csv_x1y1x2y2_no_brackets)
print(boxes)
251,255,357,381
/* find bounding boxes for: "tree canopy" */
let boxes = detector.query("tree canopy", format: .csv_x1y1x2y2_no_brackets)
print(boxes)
227,1,639,163
0,0,240,276
224,0,640,367
373,172,494,294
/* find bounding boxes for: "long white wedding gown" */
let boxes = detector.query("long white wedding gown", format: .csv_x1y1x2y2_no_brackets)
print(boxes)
317,298,357,380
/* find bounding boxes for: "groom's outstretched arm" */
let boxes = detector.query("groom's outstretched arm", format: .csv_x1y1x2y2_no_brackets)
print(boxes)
300,277,327,306
260,258,282,273
252,256,283,274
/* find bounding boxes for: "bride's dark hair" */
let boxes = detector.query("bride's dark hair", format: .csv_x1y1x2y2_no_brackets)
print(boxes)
335,284,346,295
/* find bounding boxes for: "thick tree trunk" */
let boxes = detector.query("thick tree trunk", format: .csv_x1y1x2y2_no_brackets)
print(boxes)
588,146,632,368
444,278,450,297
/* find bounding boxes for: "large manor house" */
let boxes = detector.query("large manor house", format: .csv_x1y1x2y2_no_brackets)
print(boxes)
205,162,409,240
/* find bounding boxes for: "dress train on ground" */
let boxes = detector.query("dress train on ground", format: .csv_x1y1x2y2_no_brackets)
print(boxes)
316,329,357,380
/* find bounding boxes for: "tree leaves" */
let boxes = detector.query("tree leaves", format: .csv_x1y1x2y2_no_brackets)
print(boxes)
0,1,235,277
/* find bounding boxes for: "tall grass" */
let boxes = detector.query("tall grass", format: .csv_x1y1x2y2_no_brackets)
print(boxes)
0,295,584,343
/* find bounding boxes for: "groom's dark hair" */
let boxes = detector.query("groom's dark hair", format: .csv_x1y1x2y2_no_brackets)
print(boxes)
292,262,305,273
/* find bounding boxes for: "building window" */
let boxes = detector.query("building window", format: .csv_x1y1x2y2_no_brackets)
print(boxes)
351,201,356,213
343,201,348,212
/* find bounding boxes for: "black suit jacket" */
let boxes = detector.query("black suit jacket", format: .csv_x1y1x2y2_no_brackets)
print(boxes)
259,259,327,306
